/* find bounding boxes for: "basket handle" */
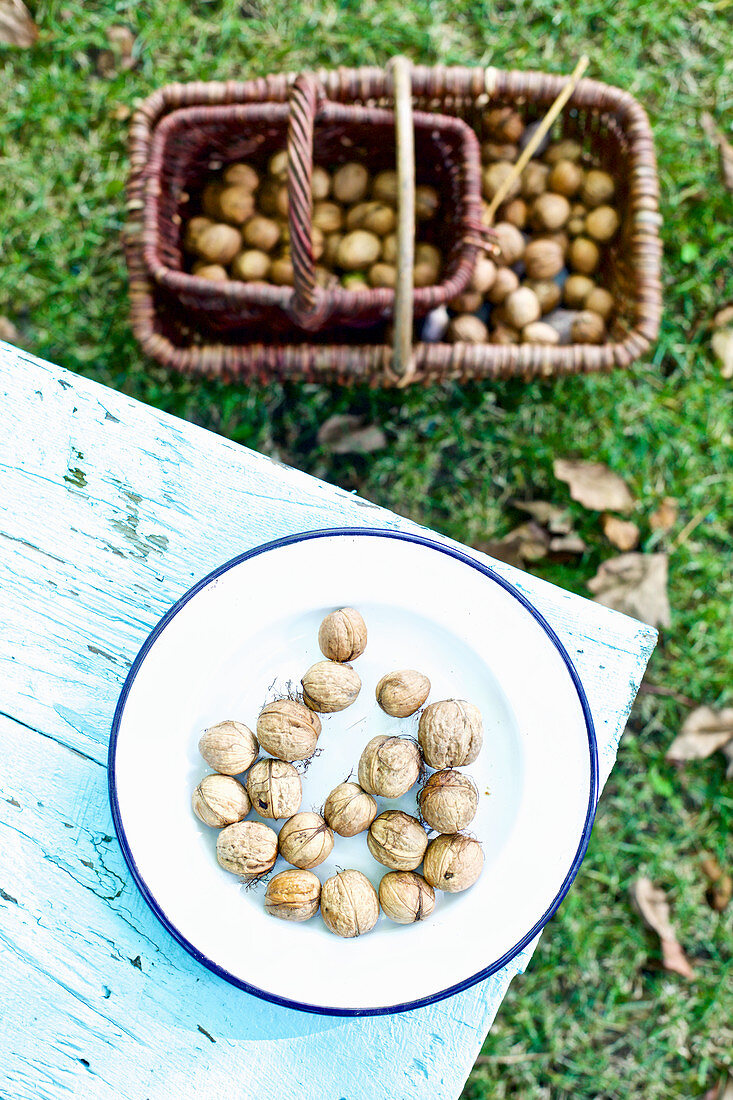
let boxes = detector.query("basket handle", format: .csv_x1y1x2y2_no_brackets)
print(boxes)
388,55,416,382
287,73,329,329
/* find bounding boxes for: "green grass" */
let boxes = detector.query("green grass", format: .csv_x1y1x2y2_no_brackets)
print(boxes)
2,2,732,1095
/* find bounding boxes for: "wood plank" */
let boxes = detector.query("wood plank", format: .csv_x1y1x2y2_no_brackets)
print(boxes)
0,342,656,1098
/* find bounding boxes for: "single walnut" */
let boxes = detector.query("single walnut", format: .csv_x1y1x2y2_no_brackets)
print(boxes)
523,238,565,280
324,782,377,837
216,820,278,880
530,192,571,231
486,266,520,304
418,700,483,769
504,287,541,329
372,170,398,205
318,607,367,662
572,310,606,344
301,660,361,713
581,169,615,208
367,811,429,871
375,669,431,717
256,699,321,761
217,185,256,226
231,249,271,282
447,315,488,344
321,870,379,937
521,161,549,200
198,720,258,776
246,759,302,819
423,834,484,892
358,735,422,798
525,279,562,313
194,223,242,265
568,236,600,275
469,256,497,294
493,221,525,265
222,162,259,191
448,291,483,314
278,812,334,869
379,871,435,924
585,205,620,242
547,159,584,198
192,774,250,827
482,161,521,202
584,286,614,321
192,263,229,282
311,165,331,200
522,321,560,346
544,138,583,164
264,869,321,922
419,770,478,832
498,197,528,229
333,162,369,204
564,274,595,308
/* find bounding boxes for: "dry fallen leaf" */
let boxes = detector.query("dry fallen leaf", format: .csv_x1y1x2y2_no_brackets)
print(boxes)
631,877,696,979
588,552,671,627
0,0,37,46
715,305,733,328
96,24,136,76
513,500,572,534
477,522,550,568
602,514,640,551
649,497,678,531
702,111,733,193
666,705,733,763
317,414,387,455
700,856,732,912
554,458,634,513
0,316,20,343
712,328,733,380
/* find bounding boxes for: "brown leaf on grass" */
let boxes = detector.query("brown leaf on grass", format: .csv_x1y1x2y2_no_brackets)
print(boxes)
554,459,634,513
0,0,38,46
702,111,733,192
711,328,733,380
317,414,387,454
666,706,733,763
602,514,640,551
0,317,20,343
631,877,696,979
700,857,732,912
513,500,572,534
477,522,550,568
588,552,671,627
96,24,136,76
649,497,678,531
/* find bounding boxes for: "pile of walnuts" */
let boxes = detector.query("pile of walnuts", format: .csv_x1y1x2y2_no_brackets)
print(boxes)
182,153,442,292
445,107,619,347
192,607,485,938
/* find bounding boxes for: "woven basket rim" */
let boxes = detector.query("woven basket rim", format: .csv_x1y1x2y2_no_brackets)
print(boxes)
125,64,662,385
142,98,484,316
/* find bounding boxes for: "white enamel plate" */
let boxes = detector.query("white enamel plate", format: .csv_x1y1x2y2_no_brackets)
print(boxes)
109,528,597,1016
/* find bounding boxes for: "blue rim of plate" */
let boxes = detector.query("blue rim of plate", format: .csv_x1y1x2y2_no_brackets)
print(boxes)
108,527,599,1018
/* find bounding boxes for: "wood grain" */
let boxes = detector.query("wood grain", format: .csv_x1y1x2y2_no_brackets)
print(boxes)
0,341,656,1098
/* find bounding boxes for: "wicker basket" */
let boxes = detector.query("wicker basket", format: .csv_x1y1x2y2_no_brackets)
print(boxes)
141,73,485,336
126,64,662,386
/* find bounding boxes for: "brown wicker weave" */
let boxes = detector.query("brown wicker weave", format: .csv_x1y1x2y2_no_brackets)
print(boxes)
141,74,485,335
126,65,662,386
